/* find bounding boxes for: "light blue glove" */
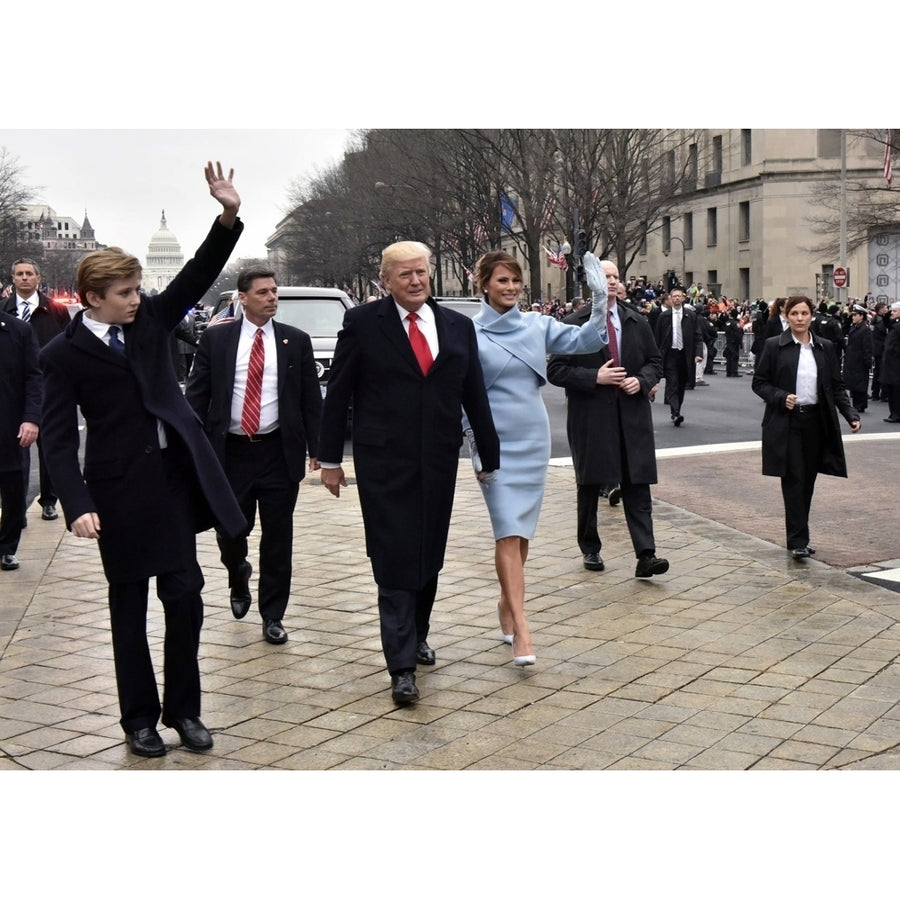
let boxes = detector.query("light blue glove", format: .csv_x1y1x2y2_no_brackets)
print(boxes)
464,428,497,484
583,251,609,342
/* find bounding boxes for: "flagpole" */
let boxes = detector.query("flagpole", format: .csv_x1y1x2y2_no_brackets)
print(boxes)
839,128,847,308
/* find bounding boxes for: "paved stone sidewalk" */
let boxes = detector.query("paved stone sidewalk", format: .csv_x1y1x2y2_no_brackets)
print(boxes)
1,451,899,771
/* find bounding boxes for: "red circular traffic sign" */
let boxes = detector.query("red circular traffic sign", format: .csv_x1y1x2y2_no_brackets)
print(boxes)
833,266,848,288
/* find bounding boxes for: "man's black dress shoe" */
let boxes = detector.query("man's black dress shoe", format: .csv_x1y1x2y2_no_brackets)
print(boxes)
791,547,810,560
673,415,684,427
1,554,19,571
608,486,622,506
391,671,420,705
416,641,436,665
230,560,252,619
41,504,59,521
125,727,166,758
583,552,605,571
263,619,288,644
884,416,900,423
163,716,213,752
635,555,670,578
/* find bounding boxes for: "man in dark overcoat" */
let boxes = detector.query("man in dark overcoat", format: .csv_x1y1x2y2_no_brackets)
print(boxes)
548,259,669,579
843,306,873,413
2,257,70,522
318,240,499,706
0,312,41,570
38,162,246,758
882,301,900,422
654,287,704,425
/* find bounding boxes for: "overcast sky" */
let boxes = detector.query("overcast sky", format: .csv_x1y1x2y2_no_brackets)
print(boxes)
0,129,355,264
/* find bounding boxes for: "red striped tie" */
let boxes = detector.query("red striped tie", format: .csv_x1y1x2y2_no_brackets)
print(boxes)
407,312,433,375
241,328,264,436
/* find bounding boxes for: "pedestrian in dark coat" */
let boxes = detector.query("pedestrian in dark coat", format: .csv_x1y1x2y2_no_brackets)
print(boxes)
0,312,41,570
881,301,900,422
654,288,704,425
547,258,668,579
723,309,744,376
751,295,860,559
38,162,246,759
871,302,889,401
318,240,499,707
2,258,71,521
842,307,873,412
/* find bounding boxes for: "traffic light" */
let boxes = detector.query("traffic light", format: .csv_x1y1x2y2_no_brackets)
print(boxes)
576,229,588,259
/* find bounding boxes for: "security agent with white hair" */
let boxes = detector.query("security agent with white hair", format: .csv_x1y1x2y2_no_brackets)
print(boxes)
882,301,900,423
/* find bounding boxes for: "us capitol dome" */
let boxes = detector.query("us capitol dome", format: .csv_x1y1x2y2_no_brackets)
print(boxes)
141,210,185,294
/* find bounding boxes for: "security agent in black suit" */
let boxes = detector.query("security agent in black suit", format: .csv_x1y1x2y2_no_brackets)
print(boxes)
39,163,246,758
0,312,41,571
654,287,704,426
547,259,669,579
185,266,322,645
2,258,70,522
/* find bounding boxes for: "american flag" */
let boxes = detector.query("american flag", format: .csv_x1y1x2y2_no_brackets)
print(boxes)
464,267,475,284
885,130,893,187
370,279,387,297
210,301,235,322
539,196,557,235
544,245,568,271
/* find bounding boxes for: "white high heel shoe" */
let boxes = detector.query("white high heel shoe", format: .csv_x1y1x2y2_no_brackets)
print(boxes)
512,635,536,667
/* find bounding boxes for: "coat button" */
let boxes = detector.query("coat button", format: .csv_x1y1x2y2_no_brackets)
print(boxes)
144,445,154,454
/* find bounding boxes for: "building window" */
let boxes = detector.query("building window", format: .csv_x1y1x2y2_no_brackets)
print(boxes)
741,130,751,166
712,135,723,172
666,149,675,186
683,212,693,249
707,208,717,247
818,129,842,158
739,268,750,301
739,201,750,242
662,216,671,253
688,143,698,184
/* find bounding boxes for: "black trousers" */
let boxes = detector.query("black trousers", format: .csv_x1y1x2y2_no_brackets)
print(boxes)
780,409,822,550
663,348,689,416
377,575,438,674
886,383,900,418
20,439,57,509
0,467,26,555
217,433,299,623
576,402,656,559
109,563,204,733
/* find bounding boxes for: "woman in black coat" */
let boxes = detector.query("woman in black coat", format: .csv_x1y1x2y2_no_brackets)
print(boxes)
842,307,873,412
752,295,860,560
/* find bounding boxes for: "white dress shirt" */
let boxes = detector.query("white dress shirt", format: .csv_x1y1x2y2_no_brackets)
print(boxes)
793,335,819,405
230,318,279,435
397,300,439,360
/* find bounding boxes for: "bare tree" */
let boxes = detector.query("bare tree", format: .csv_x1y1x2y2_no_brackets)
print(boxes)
805,129,898,257
0,146,38,282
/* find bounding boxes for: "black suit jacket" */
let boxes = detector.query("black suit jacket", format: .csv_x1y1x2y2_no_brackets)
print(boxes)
318,295,499,588
39,218,246,583
1,289,70,349
547,301,661,487
0,313,42,472
752,329,858,479
185,317,323,483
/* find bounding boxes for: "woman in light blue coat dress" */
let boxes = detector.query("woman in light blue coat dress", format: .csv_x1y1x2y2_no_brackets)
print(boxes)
465,250,608,666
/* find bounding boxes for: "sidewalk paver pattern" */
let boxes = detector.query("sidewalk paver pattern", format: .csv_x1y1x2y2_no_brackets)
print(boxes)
1,438,899,770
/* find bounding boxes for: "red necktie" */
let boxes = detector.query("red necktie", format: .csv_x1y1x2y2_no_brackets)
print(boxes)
241,328,264,436
407,312,433,375
607,310,619,366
